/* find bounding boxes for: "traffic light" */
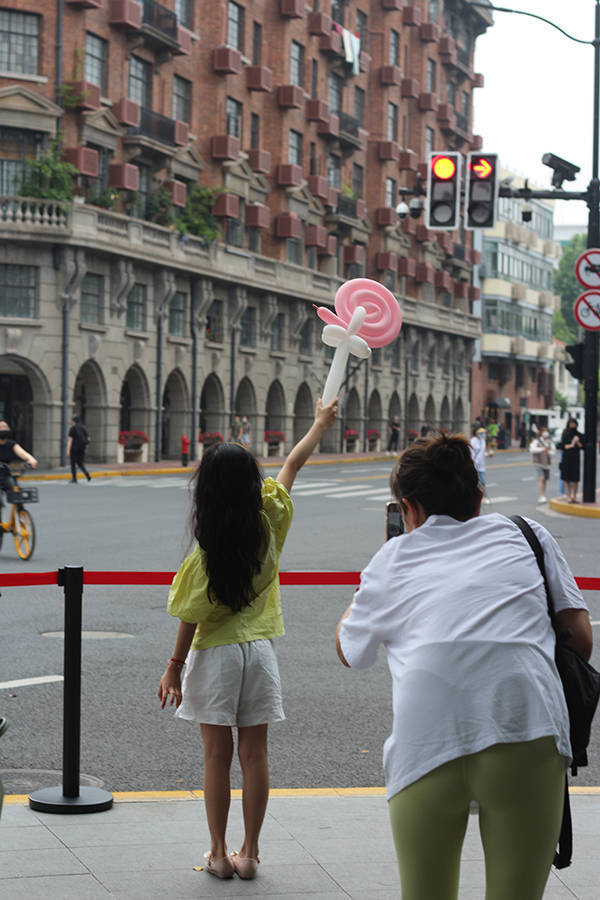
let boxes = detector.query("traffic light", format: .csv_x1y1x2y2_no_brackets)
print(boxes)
465,152,498,229
565,342,584,381
426,152,461,230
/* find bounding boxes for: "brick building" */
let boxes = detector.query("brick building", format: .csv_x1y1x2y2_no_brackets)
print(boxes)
0,0,492,466
470,166,562,443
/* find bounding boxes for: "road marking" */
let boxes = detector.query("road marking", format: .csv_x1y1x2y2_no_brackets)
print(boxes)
484,496,518,504
296,484,369,497
521,477,536,482
0,675,63,690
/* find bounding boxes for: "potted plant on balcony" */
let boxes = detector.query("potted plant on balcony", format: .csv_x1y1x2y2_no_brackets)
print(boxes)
18,138,77,202
344,428,359,453
86,186,119,210
264,430,285,457
145,186,175,226
174,186,222,244
367,429,381,451
118,429,149,463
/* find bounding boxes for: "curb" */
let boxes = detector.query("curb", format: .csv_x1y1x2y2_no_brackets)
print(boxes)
549,496,600,518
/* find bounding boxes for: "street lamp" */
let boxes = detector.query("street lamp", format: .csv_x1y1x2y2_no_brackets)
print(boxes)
472,1,600,502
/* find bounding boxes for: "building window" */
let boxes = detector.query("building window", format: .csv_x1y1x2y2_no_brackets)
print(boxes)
83,143,112,197
391,339,401,369
287,238,303,266
311,59,318,98
0,264,36,318
175,0,193,28
227,1,244,51
383,270,395,292
462,90,470,118
387,102,398,142
246,115,258,153
225,213,244,247
352,163,363,198
206,300,224,342
291,40,304,86
354,86,365,127
173,75,191,123
447,80,456,106
289,129,303,166
299,319,312,356
0,127,42,195
129,55,152,108
410,342,419,371
309,141,317,175
429,0,439,22
385,177,396,208
252,21,262,65
389,29,399,66
247,226,260,253
307,246,318,270
426,58,436,93
85,33,108,93
0,10,38,75
271,312,284,351
329,72,343,115
168,292,186,336
126,284,146,331
356,9,367,49
425,125,435,157
240,306,256,347
226,96,242,139
80,274,103,325
331,0,344,26
327,153,341,189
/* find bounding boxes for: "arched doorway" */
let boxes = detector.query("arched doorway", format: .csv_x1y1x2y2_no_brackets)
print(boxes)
424,395,436,433
120,365,151,434
345,386,361,430
0,356,52,462
293,382,313,444
162,369,189,458
200,373,225,437
265,380,286,433
234,376,257,449
73,360,107,462
407,393,419,441
0,367,33,448
455,397,466,435
440,396,451,432
367,389,383,447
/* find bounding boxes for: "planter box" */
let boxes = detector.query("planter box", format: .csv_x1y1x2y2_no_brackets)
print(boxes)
112,97,140,126
108,0,142,29
213,46,242,74
305,224,327,248
344,438,359,454
278,84,303,108
280,0,304,17
65,80,101,110
211,134,240,160
376,251,398,270
305,98,329,122
420,23,440,42
246,65,273,92
63,147,98,177
212,192,239,218
247,148,271,173
264,440,285,457
164,179,186,207
276,163,303,186
403,5,421,26
379,65,402,86
109,163,139,191
309,12,331,35
275,213,302,239
378,141,399,161
307,175,329,200
398,257,416,278
401,78,420,99
123,443,148,462
375,207,398,227
245,203,269,229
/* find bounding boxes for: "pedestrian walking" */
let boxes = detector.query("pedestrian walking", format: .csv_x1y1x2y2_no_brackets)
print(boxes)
228,415,241,442
67,415,91,483
518,422,527,449
335,433,592,900
240,415,251,449
469,426,490,502
158,397,338,880
557,418,584,503
387,415,401,454
529,427,555,503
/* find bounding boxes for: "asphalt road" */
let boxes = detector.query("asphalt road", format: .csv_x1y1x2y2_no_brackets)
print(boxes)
1,453,599,794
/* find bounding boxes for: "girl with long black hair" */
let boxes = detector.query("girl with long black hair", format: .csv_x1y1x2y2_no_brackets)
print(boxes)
158,398,337,879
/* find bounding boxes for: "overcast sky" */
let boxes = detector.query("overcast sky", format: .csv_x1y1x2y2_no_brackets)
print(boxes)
472,0,595,226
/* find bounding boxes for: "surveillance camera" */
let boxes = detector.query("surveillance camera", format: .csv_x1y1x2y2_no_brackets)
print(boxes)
542,152,581,189
395,200,409,219
409,196,423,219
521,201,533,223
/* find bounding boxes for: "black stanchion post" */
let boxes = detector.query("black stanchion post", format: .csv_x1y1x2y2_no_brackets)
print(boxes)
29,566,113,814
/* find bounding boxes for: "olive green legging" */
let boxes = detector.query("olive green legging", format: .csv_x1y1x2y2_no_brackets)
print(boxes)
388,737,565,900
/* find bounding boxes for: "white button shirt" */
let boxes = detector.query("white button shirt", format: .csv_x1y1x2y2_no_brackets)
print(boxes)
338,513,588,800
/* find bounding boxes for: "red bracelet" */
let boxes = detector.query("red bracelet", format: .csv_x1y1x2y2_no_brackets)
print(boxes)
169,657,186,666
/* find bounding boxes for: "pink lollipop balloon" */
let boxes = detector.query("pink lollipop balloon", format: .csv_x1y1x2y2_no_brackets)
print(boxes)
316,278,402,348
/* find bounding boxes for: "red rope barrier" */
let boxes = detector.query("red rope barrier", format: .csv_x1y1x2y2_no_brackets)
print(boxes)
0,572,599,589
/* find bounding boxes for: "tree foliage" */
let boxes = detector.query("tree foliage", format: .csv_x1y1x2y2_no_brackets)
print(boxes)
553,232,587,341
19,139,78,201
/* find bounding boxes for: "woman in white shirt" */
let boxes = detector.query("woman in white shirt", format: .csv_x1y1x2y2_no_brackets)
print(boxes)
336,434,592,900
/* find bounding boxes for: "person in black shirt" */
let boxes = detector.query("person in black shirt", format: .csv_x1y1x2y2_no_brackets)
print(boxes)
557,418,584,503
0,420,38,505
67,415,91,483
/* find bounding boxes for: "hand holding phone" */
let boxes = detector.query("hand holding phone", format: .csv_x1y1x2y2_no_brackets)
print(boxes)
386,501,404,540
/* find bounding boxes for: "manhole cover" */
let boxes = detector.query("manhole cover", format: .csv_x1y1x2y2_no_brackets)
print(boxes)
1,769,106,794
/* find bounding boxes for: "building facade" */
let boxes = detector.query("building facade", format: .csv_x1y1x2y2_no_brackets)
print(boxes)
471,167,561,442
0,0,492,466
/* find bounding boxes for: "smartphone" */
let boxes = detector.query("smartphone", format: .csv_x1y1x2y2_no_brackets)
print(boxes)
386,500,404,540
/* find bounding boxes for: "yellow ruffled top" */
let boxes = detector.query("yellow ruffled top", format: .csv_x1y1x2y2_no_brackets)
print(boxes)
167,477,293,650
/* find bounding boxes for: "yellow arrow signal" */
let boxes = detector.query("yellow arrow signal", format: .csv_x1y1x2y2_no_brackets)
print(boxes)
472,158,493,179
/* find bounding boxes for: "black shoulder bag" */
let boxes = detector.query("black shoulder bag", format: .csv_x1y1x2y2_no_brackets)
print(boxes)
510,515,600,869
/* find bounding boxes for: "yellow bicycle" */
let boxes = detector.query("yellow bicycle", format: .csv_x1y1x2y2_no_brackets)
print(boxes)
0,465,37,560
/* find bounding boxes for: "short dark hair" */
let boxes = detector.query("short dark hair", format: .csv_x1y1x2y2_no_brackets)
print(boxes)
390,433,480,521
72,415,80,423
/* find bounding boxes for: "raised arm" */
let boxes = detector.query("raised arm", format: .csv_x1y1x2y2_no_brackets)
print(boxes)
276,398,338,493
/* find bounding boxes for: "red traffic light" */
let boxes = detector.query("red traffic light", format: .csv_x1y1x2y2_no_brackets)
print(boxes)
431,155,457,180
470,157,494,180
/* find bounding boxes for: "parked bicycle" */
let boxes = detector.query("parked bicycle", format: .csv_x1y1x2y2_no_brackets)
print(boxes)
0,464,38,560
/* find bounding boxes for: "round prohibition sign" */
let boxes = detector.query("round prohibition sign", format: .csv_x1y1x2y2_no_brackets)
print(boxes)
573,290,600,331
575,248,600,289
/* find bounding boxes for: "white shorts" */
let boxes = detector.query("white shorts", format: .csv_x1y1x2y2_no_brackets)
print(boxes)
175,639,285,727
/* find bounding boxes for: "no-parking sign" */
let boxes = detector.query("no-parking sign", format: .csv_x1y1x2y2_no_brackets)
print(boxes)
573,290,600,331
575,248,600,288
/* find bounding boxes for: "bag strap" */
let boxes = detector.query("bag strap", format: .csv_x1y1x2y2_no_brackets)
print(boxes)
509,515,556,627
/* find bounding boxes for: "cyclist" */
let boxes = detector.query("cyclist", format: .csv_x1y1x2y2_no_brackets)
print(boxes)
0,421,38,507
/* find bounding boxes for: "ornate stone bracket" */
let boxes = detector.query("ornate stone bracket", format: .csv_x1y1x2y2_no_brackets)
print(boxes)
260,294,279,338
229,285,248,332
154,269,176,322
60,248,87,310
289,301,311,342
193,277,214,328
111,259,135,316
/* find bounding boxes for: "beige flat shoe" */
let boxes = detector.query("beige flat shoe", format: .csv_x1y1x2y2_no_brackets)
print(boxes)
203,852,235,879
232,853,260,879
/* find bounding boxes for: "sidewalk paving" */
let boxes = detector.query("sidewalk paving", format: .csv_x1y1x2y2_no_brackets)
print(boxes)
1,790,599,899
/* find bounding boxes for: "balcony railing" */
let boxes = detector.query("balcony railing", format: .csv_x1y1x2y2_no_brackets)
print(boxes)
142,0,178,41
456,112,469,133
337,195,358,217
457,46,471,68
129,107,179,145
338,111,360,138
